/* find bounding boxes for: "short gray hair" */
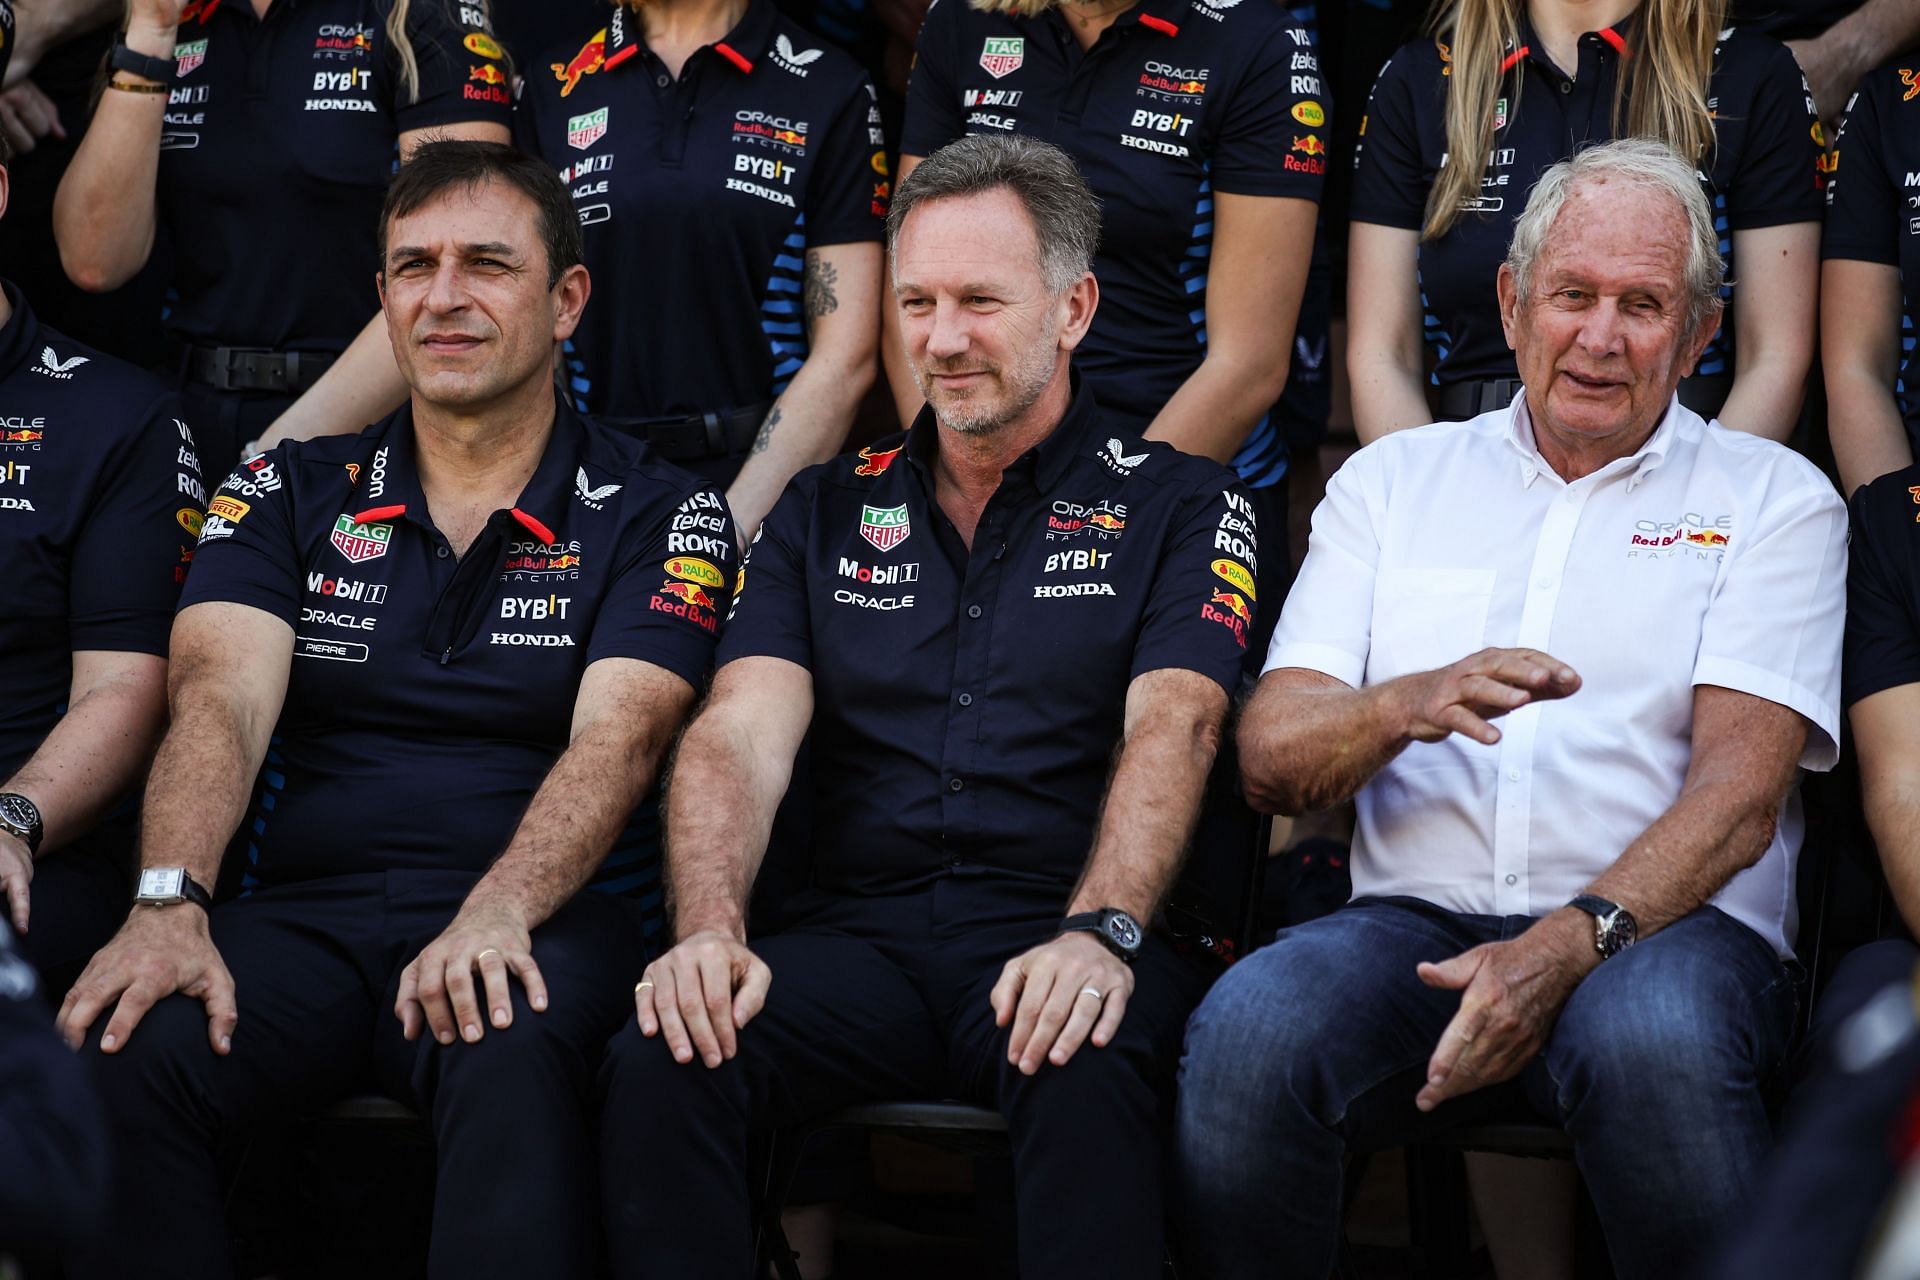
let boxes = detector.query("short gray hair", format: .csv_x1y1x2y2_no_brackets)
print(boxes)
888,134,1101,295
1506,138,1726,335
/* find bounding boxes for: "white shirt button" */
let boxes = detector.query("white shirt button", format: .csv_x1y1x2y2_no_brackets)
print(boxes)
1507,769,1522,782
1505,874,1518,885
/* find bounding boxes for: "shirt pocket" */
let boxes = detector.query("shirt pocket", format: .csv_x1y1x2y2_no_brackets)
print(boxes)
1368,566,1496,682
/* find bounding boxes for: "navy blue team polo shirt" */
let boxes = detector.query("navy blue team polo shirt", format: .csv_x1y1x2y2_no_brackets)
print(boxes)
155,0,511,354
178,397,734,896
901,0,1326,490
718,376,1255,895
1844,463,1920,708
516,0,889,421
1351,18,1822,390
0,282,204,777
1824,61,1920,451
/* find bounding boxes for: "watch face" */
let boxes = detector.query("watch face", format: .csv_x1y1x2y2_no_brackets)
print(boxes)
1606,911,1638,955
138,868,185,900
0,794,36,834
1105,913,1142,952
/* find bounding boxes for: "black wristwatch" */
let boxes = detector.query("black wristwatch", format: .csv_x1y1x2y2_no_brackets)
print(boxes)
108,41,178,85
135,867,213,913
1567,894,1637,959
1060,908,1143,964
0,793,42,855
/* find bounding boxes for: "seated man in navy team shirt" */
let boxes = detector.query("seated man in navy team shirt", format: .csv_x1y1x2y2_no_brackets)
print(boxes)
597,134,1255,1280
0,0,206,997
56,142,734,1280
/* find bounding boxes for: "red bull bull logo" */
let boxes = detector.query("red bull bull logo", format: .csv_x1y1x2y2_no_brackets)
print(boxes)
1088,511,1126,532
3,429,42,442
549,554,581,571
470,63,505,86
1903,68,1919,102
552,29,606,97
1291,135,1326,157
658,581,717,610
853,444,901,477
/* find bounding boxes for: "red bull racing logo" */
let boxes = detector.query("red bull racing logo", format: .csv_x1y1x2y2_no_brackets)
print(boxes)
651,580,719,633
1201,589,1250,648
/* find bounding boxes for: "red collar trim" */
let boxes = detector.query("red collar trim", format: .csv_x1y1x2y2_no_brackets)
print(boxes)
351,504,407,524
1138,13,1179,36
714,42,754,73
604,43,640,70
1597,25,1630,57
1499,45,1529,74
511,508,556,545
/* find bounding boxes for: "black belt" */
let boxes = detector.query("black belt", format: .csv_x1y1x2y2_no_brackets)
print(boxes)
601,402,772,462
1433,373,1738,424
186,346,338,395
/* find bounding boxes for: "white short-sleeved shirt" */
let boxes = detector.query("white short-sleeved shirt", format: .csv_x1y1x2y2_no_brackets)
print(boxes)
1266,394,1847,956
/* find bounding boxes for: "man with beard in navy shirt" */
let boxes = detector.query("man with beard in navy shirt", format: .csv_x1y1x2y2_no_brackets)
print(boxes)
598,134,1253,1280
57,142,732,1280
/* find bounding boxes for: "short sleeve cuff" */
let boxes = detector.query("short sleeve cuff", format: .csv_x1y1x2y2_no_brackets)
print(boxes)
1130,654,1243,698
717,633,812,671
1210,175,1325,202
67,611,176,657
584,634,718,694
1822,238,1901,266
1263,640,1364,687
1693,655,1840,772
1725,205,1823,232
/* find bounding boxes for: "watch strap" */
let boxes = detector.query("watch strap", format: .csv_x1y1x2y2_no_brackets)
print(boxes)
1059,909,1140,962
109,41,178,85
1567,894,1621,920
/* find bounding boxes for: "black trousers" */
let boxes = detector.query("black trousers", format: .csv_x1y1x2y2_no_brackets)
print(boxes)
597,877,1210,1279
18,820,136,999
72,870,647,1280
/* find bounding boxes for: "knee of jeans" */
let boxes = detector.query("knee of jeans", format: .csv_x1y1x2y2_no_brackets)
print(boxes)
1178,950,1333,1136
1549,970,1761,1114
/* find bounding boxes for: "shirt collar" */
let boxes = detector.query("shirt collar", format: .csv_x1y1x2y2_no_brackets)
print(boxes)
347,394,584,545
1504,388,1679,491
606,0,777,75
0,279,45,383
903,370,1105,497
1507,9,1636,77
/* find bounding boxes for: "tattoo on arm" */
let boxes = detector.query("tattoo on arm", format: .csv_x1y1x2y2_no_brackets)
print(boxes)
751,405,782,455
803,250,840,333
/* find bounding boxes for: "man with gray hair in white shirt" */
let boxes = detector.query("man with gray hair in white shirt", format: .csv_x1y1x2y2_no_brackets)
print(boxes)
1174,138,1847,1280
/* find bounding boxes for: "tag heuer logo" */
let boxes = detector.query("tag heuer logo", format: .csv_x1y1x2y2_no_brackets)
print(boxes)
567,107,609,150
175,39,207,76
1493,96,1508,130
980,37,1024,79
859,503,911,552
330,513,394,563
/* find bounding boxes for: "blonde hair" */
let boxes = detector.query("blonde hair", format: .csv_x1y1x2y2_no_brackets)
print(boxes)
1423,0,1721,240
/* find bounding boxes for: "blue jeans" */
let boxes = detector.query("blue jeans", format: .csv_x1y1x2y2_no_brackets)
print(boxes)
1174,897,1797,1279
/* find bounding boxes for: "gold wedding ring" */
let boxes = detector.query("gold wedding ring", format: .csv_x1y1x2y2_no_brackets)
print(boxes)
1079,987,1104,1001
475,948,502,964
635,980,656,995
